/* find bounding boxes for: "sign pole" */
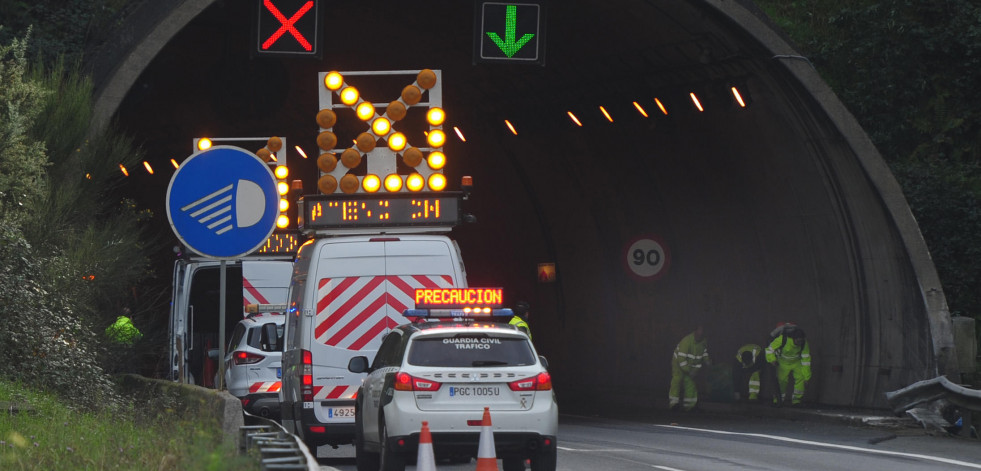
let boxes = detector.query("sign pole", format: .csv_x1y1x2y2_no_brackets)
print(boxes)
219,260,227,390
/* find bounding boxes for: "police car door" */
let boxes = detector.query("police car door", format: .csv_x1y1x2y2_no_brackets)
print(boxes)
362,330,404,442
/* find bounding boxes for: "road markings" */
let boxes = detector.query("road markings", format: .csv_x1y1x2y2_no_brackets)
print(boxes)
656,424,981,469
557,446,631,452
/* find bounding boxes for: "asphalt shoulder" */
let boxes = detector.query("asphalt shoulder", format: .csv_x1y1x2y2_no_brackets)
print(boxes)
694,401,918,429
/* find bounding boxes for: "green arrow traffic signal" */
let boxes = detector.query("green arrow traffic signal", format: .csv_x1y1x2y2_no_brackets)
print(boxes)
476,1,544,64
486,5,535,58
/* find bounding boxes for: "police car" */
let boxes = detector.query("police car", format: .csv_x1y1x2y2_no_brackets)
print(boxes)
347,289,558,471
211,312,285,419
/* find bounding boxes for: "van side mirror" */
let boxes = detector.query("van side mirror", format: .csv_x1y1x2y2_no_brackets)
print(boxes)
261,323,280,352
348,356,370,373
539,355,549,369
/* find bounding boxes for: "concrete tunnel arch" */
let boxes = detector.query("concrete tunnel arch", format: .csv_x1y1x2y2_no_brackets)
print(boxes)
90,0,956,409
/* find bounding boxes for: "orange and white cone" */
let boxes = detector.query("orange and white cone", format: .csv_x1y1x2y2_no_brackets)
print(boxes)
417,421,437,471
475,407,498,471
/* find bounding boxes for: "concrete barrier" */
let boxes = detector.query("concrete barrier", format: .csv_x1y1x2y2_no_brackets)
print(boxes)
114,374,244,448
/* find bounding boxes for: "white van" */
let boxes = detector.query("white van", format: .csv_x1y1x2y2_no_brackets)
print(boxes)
279,234,468,448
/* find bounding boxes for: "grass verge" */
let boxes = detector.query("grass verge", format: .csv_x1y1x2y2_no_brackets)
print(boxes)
0,379,259,470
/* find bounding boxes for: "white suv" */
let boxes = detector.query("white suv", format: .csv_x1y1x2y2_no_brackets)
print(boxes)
348,318,558,471
212,313,285,419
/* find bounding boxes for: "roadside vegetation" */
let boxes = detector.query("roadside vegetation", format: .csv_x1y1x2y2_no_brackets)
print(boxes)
755,0,981,371
0,14,244,470
0,379,256,471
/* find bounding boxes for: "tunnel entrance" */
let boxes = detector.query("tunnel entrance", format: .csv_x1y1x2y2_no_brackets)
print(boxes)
105,0,952,409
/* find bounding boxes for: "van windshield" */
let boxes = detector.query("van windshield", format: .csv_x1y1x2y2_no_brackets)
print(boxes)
407,334,535,367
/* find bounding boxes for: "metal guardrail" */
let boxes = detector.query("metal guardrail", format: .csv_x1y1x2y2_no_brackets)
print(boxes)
241,412,319,471
885,376,981,437
885,376,981,414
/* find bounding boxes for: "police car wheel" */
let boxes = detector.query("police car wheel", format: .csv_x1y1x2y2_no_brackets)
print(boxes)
530,446,556,471
503,457,526,471
378,418,405,471
355,410,380,471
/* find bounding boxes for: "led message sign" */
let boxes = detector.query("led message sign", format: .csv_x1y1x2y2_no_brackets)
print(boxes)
301,193,461,230
252,231,302,255
414,288,504,309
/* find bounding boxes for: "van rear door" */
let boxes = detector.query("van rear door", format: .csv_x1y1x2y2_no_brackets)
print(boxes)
308,238,460,421
242,261,292,312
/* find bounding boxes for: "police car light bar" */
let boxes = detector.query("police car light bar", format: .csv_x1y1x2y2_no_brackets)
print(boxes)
403,308,515,319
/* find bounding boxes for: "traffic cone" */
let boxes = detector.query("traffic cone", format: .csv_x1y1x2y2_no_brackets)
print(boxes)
417,421,437,471
475,407,498,471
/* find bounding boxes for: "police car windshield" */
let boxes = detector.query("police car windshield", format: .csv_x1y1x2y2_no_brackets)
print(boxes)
407,334,535,367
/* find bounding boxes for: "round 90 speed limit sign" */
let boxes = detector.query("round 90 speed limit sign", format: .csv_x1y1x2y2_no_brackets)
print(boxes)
625,235,671,280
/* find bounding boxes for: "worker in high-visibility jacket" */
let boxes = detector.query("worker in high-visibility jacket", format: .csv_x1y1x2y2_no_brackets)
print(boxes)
509,301,532,340
765,327,811,406
669,325,710,411
734,343,763,401
105,315,142,345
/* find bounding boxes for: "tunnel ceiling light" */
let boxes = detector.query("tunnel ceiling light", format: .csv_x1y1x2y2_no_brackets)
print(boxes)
143,161,154,175
599,106,613,122
295,145,308,159
633,101,649,118
170,158,179,169
453,126,466,142
731,86,747,108
655,98,668,115
119,163,129,177
505,119,517,135
567,111,582,127
690,92,704,112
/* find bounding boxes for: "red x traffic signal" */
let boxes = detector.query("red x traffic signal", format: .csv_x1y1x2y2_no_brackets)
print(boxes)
255,0,321,57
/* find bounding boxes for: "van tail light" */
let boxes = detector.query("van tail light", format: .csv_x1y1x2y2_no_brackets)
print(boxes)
301,349,314,402
233,351,265,365
394,372,442,391
508,372,552,391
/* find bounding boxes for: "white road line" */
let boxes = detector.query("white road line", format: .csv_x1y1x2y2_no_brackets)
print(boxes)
557,446,632,452
655,424,981,469
652,466,688,471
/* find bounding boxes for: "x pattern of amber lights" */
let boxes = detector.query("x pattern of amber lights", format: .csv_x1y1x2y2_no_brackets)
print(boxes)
317,70,446,194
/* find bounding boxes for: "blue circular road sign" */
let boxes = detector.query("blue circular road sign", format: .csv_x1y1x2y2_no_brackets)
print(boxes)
166,146,279,259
